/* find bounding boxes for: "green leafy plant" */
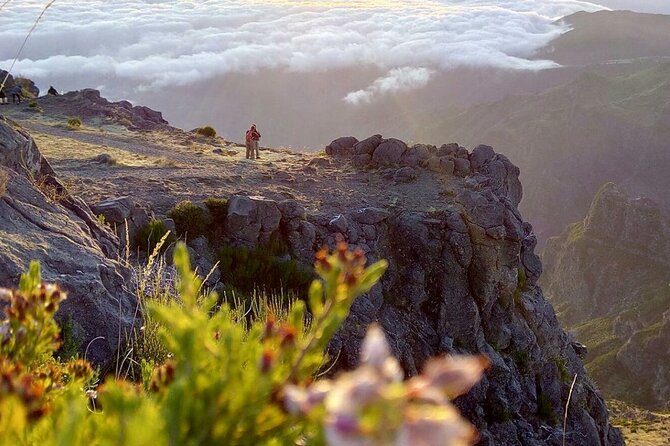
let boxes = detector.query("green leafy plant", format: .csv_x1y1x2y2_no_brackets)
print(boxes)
0,243,487,445
204,197,229,223
195,126,217,138
167,200,210,239
28,100,38,108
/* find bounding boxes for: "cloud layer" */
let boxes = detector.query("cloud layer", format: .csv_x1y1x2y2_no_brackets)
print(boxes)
0,0,606,102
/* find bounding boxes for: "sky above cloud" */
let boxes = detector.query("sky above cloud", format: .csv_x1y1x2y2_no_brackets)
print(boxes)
0,0,610,103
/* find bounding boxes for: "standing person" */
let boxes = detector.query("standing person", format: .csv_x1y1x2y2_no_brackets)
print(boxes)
0,88,6,105
245,124,261,160
9,85,22,104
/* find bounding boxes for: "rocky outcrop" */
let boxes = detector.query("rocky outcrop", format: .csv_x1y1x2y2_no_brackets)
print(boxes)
0,117,138,366
216,136,624,445
542,183,670,409
0,70,39,97
35,89,170,131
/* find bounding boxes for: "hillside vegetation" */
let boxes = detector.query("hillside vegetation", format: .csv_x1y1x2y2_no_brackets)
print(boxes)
542,183,670,409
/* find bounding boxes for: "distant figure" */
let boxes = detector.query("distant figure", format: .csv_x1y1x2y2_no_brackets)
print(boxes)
47,85,59,96
8,85,22,104
0,88,6,105
245,124,261,160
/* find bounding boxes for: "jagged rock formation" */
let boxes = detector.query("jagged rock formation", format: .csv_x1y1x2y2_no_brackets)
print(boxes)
202,135,623,445
0,116,138,365
542,183,670,409
36,89,170,131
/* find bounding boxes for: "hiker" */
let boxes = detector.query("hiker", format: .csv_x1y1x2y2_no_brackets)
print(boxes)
245,124,261,160
47,85,59,96
8,85,22,104
0,88,6,105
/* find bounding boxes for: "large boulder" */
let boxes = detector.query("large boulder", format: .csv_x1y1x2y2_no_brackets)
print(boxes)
92,197,150,250
353,134,383,155
371,138,407,166
0,117,137,366
325,136,358,156
226,195,282,246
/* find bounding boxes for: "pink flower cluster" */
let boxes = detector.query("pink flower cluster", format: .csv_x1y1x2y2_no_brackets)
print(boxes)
283,324,489,446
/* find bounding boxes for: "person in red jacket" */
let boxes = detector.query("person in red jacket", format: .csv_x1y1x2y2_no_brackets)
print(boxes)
245,124,261,160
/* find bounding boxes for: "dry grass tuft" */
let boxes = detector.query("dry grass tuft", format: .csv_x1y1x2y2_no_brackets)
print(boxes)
0,169,9,196
34,175,69,203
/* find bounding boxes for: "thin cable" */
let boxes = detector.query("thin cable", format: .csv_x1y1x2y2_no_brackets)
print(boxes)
1,1,55,90
0,0,13,13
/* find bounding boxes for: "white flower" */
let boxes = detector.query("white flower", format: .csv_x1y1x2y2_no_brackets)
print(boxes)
360,324,403,383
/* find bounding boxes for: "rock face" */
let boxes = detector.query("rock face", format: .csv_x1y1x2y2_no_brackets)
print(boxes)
35,89,170,131
542,183,670,409
270,135,622,445
0,117,138,366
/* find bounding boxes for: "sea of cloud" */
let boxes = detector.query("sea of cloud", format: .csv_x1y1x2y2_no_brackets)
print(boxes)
0,0,606,103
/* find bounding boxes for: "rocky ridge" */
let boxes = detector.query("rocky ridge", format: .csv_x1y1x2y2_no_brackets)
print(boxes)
35,88,171,131
0,116,138,366
542,183,670,409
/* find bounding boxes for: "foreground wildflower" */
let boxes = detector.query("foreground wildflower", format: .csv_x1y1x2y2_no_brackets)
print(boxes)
283,324,489,446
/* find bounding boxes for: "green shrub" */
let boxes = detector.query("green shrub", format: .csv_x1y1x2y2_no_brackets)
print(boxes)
55,315,85,361
195,126,217,138
217,244,313,296
537,392,557,424
28,101,38,108
203,197,229,225
135,219,175,252
67,117,82,130
167,200,210,239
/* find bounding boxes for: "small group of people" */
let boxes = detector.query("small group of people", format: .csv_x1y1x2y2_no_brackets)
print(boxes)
245,124,261,159
0,85,22,104
0,84,58,105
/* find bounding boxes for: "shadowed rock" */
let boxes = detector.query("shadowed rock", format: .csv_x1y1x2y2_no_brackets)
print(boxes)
0,117,138,366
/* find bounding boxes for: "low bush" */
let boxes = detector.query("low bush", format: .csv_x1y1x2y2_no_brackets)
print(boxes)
217,243,313,296
195,125,217,138
203,197,229,225
135,219,176,253
167,200,210,239
67,117,82,130
28,101,38,108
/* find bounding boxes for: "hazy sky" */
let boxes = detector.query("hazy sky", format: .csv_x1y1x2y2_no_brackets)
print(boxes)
595,0,670,14
1,0,610,103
